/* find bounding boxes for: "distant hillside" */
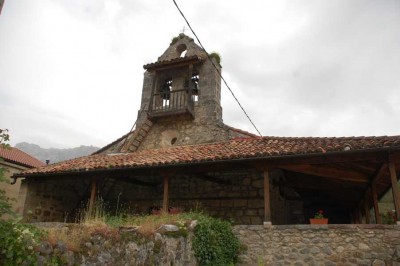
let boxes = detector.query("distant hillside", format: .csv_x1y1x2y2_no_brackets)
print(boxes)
15,142,100,164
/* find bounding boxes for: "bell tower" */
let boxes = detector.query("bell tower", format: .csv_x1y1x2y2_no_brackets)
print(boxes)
98,34,255,154
137,34,222,127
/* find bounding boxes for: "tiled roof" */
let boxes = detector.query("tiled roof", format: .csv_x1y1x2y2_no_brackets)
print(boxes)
0,146,46,168
225,125,260,138
143,55,203,70
17,135,400,177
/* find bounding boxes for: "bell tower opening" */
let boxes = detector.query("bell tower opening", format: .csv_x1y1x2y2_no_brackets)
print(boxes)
138,34,223,124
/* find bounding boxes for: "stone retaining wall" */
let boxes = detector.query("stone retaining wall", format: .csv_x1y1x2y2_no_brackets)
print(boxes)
234,224,400,265
34,223,196,266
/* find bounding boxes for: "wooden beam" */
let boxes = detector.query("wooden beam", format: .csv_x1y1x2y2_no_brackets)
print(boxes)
371,184,382,224
258,151,388,167
364,199,370,224
358,208,363,224
191,174,231,185
125,177,160,187
280,164,369,183
389,163,400,222
88,179,97,215
162,175,170,213
371,163,387,186
264,171,271,223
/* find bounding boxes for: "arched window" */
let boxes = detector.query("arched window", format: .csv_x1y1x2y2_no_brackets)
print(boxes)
191,73,199,102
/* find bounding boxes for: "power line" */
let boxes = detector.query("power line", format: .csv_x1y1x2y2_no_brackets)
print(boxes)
172,0,263,137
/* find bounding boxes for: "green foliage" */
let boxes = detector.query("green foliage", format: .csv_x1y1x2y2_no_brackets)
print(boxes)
381,210,397,224
0,168,16,219
170,36,179,45
0,129,44,265
209,52,221,65
0,221,43,266
0,128,16,219
0,129,10,149
193,215,240,266
170,33,194,45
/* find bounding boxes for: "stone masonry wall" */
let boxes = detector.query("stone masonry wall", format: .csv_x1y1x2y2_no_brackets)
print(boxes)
34,223,196,266
136,117,247,150
22,178,89,222
234,224,400,265
22,169,288,224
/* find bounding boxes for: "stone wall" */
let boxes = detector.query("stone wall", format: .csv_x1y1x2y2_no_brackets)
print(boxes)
34,223,196,266
0,161,28,219
22,169,290,224
22,178,90,222
136,116,251,150
234,224,400,265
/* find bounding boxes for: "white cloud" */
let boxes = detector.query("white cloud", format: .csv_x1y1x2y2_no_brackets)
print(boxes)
1,0,399,148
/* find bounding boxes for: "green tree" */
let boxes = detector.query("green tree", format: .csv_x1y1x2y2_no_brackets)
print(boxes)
0,129,41,265
0,129,15,218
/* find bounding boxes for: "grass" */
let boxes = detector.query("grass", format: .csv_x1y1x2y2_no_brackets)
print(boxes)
42,199,205,251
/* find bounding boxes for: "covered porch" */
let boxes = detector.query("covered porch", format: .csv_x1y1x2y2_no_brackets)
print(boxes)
17,147,400,225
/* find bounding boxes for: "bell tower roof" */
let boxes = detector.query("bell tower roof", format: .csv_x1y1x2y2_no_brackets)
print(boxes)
143,34,207,71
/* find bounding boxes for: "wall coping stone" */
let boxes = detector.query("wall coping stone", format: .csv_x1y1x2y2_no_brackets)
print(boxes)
235,224,400,231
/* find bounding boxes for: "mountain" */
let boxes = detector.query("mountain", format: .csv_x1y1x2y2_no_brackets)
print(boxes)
15,142,100,164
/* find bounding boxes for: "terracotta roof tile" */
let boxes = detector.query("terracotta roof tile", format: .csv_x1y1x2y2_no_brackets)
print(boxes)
0,146,46,168
17,135,400,177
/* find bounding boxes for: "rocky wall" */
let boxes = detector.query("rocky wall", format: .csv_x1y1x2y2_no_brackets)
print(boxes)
22,178,90,222
234,224,400,265
34,223,196,266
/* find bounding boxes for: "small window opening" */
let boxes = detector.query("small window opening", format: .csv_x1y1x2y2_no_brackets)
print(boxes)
176,44,187,58
191,73,199,101
171,137,177,145
159,78,172,106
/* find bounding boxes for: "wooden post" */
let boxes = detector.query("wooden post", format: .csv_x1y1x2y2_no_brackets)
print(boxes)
389,163,400,222
356,207,362,224
162,175,170,213
88,179,97,215
364,200,370,224
263,170,271,225
371,184,382,224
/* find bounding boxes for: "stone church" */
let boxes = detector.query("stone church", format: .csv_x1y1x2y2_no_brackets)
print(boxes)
15,34,400,225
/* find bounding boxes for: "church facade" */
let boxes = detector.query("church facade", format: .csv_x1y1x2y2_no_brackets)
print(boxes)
15,34,400,225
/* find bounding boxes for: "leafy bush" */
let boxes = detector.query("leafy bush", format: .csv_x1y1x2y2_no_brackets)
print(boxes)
209,52,221,65
0,129,43,265
193,215,240,266
0,221,42,265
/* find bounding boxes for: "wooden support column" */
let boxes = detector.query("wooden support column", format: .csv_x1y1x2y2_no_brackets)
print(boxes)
356,207,362,224
263,170,272,225
371,184,382,224
88,179,97,215
389,163,400,222
364,200,370,224
162,175,170,213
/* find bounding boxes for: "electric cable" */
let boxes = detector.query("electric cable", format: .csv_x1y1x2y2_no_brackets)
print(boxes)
172,0,263,137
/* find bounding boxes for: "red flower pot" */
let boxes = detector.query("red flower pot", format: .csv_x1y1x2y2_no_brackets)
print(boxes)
309,218,328,224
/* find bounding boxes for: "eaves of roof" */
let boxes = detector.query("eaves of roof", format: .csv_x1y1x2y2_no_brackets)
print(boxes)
14,135,400,178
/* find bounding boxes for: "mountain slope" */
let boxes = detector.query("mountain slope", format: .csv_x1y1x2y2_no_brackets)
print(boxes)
15,142,100,164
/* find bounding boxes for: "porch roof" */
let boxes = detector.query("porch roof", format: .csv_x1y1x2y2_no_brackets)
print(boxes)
15,135,400,177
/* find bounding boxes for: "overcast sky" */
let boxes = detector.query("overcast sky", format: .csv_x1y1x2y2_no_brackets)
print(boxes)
1,0,399,149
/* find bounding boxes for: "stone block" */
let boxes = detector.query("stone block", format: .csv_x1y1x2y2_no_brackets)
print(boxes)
234,199,247,207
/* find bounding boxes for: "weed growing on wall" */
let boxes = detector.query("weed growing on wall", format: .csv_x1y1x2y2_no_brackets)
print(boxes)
193,215,240,266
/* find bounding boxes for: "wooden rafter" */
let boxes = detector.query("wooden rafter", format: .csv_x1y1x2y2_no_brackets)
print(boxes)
191,174,231,185
280,164,370,183
389,163,400,222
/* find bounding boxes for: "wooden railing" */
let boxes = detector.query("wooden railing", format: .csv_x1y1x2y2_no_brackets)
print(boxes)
150,89,194,117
